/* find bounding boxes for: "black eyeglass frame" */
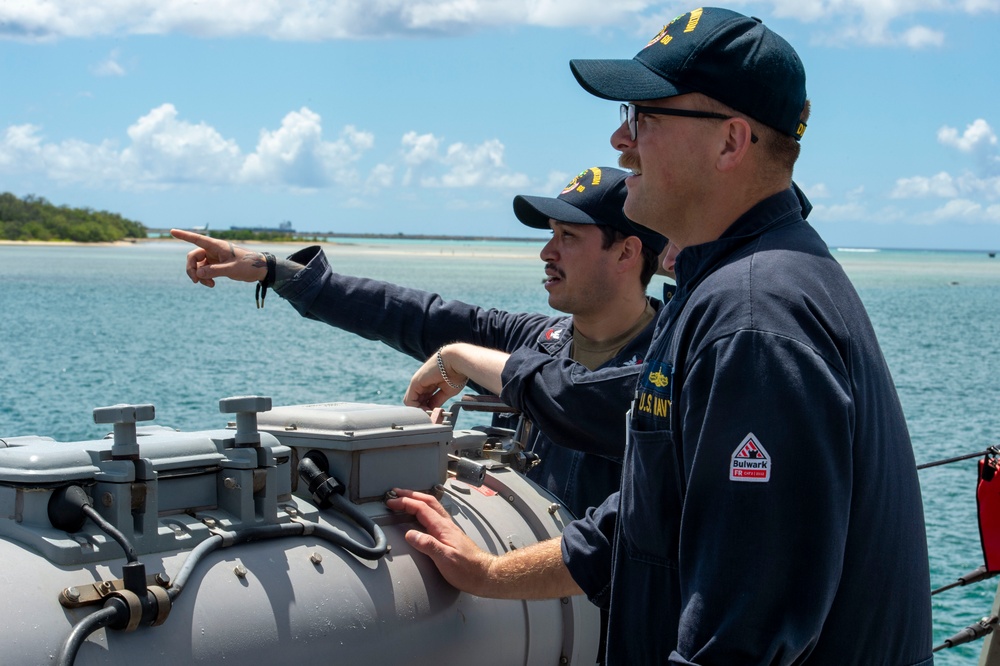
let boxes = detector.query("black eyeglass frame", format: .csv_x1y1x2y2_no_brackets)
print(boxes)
620,103,759,144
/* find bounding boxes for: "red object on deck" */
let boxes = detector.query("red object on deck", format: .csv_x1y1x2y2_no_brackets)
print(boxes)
977,455,1000,572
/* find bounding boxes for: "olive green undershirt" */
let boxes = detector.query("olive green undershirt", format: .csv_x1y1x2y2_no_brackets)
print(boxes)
570,300,656,370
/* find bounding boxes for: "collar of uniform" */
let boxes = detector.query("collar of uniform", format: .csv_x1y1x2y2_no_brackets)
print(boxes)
536,320,574,354
673,187,805,293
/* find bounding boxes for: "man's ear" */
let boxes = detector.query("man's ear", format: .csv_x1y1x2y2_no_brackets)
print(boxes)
717,118,754,172
618,235,644,273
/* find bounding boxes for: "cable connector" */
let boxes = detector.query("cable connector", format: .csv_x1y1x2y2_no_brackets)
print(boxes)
931,564,998,596
933,615,999,652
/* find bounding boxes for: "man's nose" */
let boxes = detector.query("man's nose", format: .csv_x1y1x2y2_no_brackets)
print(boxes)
612,121,634,151
540,237,558,261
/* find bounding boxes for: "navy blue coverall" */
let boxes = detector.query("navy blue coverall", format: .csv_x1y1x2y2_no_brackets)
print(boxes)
562,189,933,664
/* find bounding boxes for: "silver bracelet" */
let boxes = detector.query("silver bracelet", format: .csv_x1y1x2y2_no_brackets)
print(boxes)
436,350,464,390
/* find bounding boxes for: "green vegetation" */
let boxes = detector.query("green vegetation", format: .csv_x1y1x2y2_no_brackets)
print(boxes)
206,229,298,242
0,192,146,242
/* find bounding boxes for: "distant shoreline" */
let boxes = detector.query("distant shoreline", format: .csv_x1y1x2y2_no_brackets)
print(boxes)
145,230,547,243
1,237,997,256
0,232,547,248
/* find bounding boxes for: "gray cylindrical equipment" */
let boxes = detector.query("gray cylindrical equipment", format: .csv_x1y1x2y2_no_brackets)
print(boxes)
0,400,599,665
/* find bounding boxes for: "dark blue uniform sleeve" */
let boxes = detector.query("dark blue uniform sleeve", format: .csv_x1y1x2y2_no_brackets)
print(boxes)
273,246,553,362
561,492,619,609
670,330,853,663
501,348,641,459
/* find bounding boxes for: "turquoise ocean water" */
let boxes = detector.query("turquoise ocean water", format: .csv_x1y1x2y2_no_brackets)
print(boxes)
1,239,999,662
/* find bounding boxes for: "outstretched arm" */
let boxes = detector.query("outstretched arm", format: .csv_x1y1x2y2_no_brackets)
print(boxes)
170,228,268,287
403,343,509,410
387,488,582,599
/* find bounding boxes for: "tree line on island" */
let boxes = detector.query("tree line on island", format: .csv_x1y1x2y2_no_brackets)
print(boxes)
0,193,147,242
0,193,306,243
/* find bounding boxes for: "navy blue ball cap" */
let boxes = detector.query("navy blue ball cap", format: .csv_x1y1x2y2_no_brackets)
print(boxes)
513,166,666,254
570,7,807,140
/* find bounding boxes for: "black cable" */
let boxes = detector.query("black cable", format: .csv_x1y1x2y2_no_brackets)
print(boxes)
59,488,387,665
326,493,389,559
166,533,224,602
167,518,386,605
82,504,139,563
918,446,999,470
55,604,120,666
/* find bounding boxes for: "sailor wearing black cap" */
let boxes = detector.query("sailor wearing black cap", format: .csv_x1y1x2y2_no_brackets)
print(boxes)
390,8,932,665
173,166,668,523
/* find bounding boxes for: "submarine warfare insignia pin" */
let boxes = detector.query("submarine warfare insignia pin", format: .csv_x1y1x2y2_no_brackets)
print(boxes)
730,433,771,483
635,361,672,421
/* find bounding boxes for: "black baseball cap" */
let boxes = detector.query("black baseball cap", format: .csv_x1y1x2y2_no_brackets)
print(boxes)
513,166,667,254
570,7,807,140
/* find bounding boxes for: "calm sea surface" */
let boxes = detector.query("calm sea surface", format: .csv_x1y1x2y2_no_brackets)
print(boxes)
1,239,999,662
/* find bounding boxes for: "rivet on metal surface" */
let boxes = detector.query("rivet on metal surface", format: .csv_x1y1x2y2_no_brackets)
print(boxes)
97,581,113,595
507,495,515,503
310,552,323,565
101,492,114,507
547,503,561,515
223,477,239,490
234,564,248,579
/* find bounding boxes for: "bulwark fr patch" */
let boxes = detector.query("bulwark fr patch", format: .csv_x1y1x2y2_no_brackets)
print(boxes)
730,433,771,483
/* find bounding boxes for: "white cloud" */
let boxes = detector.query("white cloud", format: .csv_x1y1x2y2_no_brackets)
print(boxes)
240,111,373,189
760,0,985,48
925,198,983,223
92,49,126,76
809,198,910,225
892,170,1000,201
367,163,395,189
543,170,572,194
123,104,243,185
891,172,958,199
401,132,440,166
398,132,529,189
0,124,124,186
938,119,998,153
1,0,994,43
0,0,652,40
899,25,945,48
809,201,869,222
0,105,533,195
801,182,830,199
889,118,1000,206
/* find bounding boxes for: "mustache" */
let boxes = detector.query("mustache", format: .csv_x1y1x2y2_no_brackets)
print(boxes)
618,153,640,173
542,263,566,283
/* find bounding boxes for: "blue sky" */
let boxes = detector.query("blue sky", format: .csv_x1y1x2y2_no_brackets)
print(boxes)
2,1,999,251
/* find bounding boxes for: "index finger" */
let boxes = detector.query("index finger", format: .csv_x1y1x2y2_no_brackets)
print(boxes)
170,228,223,251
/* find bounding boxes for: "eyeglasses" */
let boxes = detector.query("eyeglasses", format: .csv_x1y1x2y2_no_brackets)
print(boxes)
620,103,758,144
